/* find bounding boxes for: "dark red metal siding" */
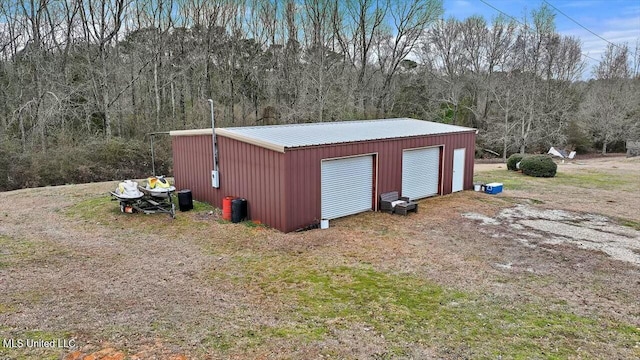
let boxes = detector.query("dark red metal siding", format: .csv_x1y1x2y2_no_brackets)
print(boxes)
283,131,476,232
172,135,286,230
220,136,286,229
172,135,215,202
173,131,475,233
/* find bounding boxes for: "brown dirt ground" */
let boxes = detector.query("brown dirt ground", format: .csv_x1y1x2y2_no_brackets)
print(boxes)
0,156,639,359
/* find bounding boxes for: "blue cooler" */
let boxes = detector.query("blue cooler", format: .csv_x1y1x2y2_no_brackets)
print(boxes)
485,182,503,195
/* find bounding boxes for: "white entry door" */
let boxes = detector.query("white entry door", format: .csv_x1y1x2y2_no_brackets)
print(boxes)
402,147,440,199
321,155,374,219
452,148,465,192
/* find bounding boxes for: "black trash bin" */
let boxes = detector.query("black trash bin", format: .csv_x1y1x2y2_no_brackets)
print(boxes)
177,189,193,212
231,198,247,223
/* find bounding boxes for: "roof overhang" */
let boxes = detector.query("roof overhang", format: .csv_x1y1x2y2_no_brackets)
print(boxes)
170,128,285,153
215,128,285,153
169,129,213,136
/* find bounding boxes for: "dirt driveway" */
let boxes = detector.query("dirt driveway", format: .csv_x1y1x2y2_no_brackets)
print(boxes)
0,156,639,359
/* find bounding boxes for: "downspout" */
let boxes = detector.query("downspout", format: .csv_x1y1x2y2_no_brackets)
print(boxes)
209,99,220,188
150,134,156,176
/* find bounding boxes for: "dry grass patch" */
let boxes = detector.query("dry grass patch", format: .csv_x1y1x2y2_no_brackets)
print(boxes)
1,157,640,358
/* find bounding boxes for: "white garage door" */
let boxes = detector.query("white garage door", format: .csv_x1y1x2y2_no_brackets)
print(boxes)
402,147,440,199
321,155,374,219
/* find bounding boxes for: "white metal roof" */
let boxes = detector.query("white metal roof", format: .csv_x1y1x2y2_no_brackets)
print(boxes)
170,118,475,153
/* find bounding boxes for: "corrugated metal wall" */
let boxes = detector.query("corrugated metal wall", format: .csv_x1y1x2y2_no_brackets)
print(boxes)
173,131,475,233
172,135,286,230
172,135,215,202
283,132,475,232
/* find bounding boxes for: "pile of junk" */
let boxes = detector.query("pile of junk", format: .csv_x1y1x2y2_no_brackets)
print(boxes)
110,176,181,218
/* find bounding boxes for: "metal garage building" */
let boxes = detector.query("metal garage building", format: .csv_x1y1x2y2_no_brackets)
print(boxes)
170,118,475,232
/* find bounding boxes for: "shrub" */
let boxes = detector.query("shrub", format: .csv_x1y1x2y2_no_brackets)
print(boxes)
0,137,174,191
507,153,526,171
519,155,557,178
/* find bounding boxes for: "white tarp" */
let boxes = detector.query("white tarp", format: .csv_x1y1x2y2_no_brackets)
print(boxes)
548,147,564,158
548,147,576,159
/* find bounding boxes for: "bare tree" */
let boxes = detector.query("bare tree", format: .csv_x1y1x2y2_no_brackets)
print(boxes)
344,0,388,116
509,4,582,153
422,18,465,124
80,0,127,138
583,43,635,154
374,0,442,116
459,15,516,129
301,0,335,122
2,0,639,189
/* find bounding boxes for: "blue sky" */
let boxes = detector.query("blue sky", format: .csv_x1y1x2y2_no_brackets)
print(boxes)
444,0,640,74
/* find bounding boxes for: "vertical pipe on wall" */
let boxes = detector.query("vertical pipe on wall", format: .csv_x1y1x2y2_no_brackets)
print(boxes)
208,99,218,173
150,134,156,176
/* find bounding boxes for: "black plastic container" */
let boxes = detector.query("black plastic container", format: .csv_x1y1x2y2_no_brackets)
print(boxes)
177,189,193,212
231,198,247,223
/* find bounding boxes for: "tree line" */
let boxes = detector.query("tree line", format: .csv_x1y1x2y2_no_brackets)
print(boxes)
0,0,638,191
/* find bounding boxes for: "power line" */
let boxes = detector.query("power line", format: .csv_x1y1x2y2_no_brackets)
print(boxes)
542,0,624,51
478,0,521,24
478,0,600,62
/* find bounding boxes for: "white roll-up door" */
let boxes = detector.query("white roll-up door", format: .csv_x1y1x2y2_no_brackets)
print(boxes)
321,155,374,219
402,147,440,199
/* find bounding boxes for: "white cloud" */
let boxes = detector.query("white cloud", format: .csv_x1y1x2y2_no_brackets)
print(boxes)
603,16,640,29
561,11,639,58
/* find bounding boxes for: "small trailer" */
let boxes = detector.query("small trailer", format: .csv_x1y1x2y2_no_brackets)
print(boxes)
110,178,176,218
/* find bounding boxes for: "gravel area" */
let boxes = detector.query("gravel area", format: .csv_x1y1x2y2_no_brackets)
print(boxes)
464,204,640,266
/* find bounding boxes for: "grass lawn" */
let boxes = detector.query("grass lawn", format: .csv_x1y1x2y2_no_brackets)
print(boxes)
474,168,639,192
1,157,639,359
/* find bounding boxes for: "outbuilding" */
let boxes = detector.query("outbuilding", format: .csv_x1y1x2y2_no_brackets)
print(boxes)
170,118,476,232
